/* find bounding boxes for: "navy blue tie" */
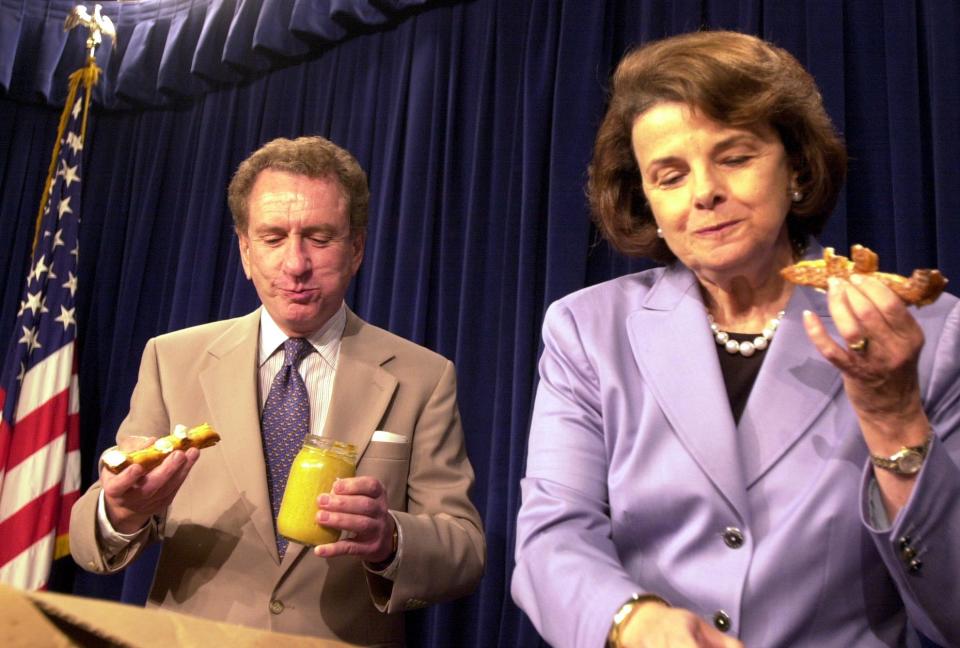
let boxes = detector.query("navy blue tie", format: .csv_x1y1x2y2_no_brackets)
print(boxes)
261,337,311,557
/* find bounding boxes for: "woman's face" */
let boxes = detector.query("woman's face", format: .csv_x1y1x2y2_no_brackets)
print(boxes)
631,102,796,283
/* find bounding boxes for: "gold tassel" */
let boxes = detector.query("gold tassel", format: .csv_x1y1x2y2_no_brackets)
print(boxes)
31,57,101,253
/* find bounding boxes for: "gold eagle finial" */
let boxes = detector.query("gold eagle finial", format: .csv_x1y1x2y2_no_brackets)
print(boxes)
64,4,117,58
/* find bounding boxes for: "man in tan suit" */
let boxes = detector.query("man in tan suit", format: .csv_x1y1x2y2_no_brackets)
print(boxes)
70,136,485,645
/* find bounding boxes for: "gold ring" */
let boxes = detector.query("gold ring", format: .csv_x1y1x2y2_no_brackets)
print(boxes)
849,337,868,353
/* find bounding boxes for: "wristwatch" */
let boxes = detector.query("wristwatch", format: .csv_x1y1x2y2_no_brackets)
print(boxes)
870,437,932,476
606,593,670,648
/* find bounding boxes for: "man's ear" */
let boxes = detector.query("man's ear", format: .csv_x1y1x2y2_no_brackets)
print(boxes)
350,229,366,274
237,231,252,279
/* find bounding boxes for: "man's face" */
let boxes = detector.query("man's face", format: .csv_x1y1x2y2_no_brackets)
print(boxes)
238,169,365,337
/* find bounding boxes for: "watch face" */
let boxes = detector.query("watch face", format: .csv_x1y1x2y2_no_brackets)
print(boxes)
896,450,924,475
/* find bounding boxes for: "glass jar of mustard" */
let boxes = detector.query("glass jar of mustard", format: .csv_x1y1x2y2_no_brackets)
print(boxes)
277,436,358,546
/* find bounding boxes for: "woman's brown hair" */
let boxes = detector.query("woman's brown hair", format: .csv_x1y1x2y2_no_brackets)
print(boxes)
588,30,847,263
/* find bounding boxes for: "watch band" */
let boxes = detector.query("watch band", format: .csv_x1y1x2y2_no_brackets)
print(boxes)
606,593,670,648
870,437,932,476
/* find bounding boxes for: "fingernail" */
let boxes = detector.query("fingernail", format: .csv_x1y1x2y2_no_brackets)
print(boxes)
319,511,330,522
827,277,841,289
319,494,329,506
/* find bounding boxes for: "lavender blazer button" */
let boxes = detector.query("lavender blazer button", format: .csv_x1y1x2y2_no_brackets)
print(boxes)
722,527,744,549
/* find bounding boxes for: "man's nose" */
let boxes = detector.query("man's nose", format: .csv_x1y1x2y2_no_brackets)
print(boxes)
282,239,311,275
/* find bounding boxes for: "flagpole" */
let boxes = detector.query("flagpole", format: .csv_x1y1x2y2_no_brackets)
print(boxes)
31,58,100,255
0,4,112,591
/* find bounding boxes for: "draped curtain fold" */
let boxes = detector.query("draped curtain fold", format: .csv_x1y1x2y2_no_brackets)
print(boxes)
0,0,438,108
2,1,958,647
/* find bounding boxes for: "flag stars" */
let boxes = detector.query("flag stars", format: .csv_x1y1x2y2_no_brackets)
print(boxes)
58,196,73,217
30,255,51,282
66,131,83,155
62,271,78,296
55,305,76,330
60,161,81,187
19,325,42,352
23,290,44,315
4,77,83,564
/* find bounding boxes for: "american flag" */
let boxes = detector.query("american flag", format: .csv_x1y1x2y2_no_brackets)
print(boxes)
0,84,89,589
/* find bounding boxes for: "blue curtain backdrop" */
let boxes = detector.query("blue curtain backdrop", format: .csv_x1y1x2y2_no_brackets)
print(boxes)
2,1,958,646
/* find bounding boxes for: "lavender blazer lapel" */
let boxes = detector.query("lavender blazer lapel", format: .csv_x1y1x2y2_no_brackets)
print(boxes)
626,265,750,522
738,284,843,486
197,309,279,561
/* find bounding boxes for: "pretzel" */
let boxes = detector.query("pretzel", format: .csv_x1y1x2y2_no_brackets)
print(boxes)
780,245,948,307
101,423,220,474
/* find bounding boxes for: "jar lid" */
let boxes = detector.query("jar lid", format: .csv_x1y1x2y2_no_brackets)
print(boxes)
303,435,357,459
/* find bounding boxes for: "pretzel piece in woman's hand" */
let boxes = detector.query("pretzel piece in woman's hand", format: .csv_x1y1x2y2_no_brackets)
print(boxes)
781,245,948,306
101,423,220,474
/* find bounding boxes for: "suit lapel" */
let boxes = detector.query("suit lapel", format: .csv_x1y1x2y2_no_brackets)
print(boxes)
321,309,398,459
627,265,750,522
738,282,843,486
198,309,280,562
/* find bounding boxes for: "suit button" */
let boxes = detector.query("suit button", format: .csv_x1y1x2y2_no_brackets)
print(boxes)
713,610,731,632
908,559,923,573
269,599,285,615
722,527,744,549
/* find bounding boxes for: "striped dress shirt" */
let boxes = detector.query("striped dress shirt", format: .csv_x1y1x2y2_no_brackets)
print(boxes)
257,304,345,436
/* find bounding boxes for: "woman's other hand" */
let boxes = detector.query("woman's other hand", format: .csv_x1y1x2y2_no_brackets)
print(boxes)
618,602,744,647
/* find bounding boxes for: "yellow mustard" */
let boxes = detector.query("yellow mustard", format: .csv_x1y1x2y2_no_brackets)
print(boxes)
277,436,358,546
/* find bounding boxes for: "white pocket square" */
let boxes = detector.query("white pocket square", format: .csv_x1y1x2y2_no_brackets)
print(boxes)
371,430,408,444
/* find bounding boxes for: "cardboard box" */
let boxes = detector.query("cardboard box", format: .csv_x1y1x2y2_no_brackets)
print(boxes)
0,584,353,647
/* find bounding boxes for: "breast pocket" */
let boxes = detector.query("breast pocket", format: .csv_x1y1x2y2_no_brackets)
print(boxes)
357,440,411,511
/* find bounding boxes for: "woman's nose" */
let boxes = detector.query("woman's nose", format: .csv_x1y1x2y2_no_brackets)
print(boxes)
693,167,726,210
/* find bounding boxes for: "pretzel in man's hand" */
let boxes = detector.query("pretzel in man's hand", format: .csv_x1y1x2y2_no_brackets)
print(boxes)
101,423,220,474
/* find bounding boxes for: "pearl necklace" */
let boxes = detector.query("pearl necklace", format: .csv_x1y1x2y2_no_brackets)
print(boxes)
707,310,785,357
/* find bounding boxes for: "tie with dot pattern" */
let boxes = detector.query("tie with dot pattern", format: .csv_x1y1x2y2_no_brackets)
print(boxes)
261,337,312,557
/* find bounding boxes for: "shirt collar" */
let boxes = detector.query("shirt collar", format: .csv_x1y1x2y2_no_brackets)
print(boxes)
258,303,347,369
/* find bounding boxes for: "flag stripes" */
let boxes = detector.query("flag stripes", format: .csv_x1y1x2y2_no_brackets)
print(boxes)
0,396,80,522
0,61,98,591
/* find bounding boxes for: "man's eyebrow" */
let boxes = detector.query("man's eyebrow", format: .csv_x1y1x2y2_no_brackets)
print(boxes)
301,223,344,236
251,224,287,234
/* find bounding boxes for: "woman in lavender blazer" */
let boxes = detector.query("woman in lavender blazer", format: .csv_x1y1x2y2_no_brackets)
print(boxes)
512,31,959,648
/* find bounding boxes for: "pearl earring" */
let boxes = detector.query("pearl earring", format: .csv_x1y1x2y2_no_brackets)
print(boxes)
791,190,803,202
656,227,664,238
